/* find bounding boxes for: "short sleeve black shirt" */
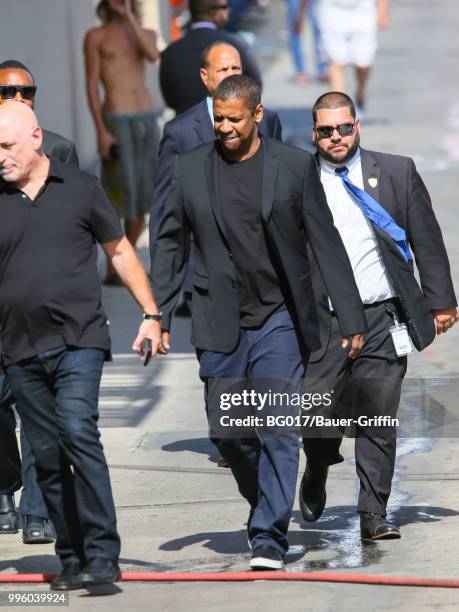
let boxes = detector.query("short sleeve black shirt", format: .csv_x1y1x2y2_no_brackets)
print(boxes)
0,158,123,366
217,142,285,327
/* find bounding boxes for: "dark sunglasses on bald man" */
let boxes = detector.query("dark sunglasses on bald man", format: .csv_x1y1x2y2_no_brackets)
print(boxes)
315,122,355,138
0,85,37,101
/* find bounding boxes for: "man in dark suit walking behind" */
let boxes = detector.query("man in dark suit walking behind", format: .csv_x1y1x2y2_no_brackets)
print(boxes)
299,91,458,540
159,0,262,114
151,42,281,239
0,60,78,545
151,75,367,570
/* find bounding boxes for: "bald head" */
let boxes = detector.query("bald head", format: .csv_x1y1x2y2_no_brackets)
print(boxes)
200,43,242,97
0,100,39,132
0,101,44,184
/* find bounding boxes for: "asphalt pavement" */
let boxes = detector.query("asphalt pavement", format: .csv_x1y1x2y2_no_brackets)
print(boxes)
1,1,459,610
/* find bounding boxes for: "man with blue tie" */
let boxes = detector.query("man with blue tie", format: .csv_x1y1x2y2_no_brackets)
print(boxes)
300,91,458,539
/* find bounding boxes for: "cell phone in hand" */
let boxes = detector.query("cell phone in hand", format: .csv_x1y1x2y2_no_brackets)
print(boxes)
143,339,152,367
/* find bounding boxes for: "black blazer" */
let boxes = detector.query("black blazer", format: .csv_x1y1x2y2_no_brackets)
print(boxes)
309,148,457,361
159,27,262,114
43,129,79,167
150,99,283,239
150,137,367,353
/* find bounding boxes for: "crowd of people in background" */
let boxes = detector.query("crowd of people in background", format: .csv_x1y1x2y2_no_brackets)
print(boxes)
0,0,457,594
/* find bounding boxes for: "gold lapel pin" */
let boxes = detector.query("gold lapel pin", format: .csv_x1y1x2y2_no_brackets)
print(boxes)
368,177,378,189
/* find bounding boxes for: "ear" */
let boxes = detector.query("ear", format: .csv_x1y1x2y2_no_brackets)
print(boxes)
312,126,317,147
355,118,361,135
200,67,208,88
31,125,43,152
254,103,263,125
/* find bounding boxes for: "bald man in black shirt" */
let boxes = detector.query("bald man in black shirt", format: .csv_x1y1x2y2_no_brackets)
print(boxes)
0,101,163,590
0,59,79,545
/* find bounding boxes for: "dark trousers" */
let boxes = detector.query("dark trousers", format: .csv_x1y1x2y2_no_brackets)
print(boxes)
6,347,120,564
303,302,407,515
0,375,21,496
198,310,306,556
0,374,49,518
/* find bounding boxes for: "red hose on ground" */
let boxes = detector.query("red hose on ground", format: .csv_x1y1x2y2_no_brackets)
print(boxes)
0,572,458,588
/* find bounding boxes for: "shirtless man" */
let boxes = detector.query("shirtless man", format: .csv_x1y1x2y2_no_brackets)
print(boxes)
84,0,160,284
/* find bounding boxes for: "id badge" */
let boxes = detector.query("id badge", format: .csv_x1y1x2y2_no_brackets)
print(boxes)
389,323,413,357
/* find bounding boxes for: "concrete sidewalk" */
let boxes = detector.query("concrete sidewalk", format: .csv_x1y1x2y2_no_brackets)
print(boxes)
1,1,459,609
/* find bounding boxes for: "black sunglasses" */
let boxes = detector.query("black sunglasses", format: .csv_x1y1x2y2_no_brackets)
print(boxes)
0,85,37,101
315,123,355,138
211,4,230,9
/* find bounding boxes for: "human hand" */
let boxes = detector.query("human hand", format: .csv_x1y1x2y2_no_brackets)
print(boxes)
432,308,459,335
341,332,367,359
132,320,164,361
160,331,171,353
98,130,117,161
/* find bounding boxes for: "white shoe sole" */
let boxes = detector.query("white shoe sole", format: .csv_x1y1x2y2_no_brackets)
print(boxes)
250,556,284,570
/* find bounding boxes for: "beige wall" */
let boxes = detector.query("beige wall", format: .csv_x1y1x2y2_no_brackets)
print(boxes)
1,0,171,171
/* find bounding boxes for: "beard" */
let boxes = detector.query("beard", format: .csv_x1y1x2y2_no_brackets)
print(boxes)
318,131,360,166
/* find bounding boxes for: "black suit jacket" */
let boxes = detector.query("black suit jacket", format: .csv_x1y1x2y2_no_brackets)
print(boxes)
159,27,262,114
309,148,457,361
42,129,79,167
150,99,283,238
150,137,367,353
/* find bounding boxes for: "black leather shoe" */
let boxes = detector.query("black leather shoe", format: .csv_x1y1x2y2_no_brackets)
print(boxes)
23,515,55,544
50,563,83,591
0,494,18,534
360,512,401,540
299,464,328,522
80,558,121,586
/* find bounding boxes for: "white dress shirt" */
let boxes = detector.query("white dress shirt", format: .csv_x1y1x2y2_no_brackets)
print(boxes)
320,149,395,306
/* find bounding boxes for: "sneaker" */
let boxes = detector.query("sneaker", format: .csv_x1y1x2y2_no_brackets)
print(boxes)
250,545,284,571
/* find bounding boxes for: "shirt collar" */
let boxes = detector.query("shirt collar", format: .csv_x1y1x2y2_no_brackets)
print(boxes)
319,148,361,176
47,157,64,182
206,96,214,121
0,156,63,194
191,21,218,30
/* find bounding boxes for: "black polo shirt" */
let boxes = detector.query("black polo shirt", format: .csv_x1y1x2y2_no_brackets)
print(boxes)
0,158,123,366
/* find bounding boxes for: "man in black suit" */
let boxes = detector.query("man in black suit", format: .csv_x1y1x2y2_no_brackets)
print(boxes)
159,0,262,114
0,59,78,544
150,75,367,570
151,41,281,244
299,91,458,539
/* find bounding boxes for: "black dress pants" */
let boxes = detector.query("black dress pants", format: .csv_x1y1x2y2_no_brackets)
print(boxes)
302,301,407,515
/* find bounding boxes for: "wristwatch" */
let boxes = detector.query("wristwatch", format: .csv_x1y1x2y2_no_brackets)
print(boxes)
143,312,162,322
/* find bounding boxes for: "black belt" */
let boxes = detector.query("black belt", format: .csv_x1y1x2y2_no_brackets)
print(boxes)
331,297,398,316
363,298,398,309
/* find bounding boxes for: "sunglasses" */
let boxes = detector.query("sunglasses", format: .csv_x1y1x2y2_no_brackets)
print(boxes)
315,123,355,138
211,4,230,9
0,85,37,101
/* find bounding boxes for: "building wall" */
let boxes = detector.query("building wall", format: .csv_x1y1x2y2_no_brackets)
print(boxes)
1,0,171,171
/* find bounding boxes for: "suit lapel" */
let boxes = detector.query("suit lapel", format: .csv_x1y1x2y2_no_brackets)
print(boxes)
361,148,381,203
194,100,216,144
261,140,279,222
204,146,229,244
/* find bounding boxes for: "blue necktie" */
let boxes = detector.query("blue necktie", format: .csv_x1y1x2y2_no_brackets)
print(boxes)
335,166,412,262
